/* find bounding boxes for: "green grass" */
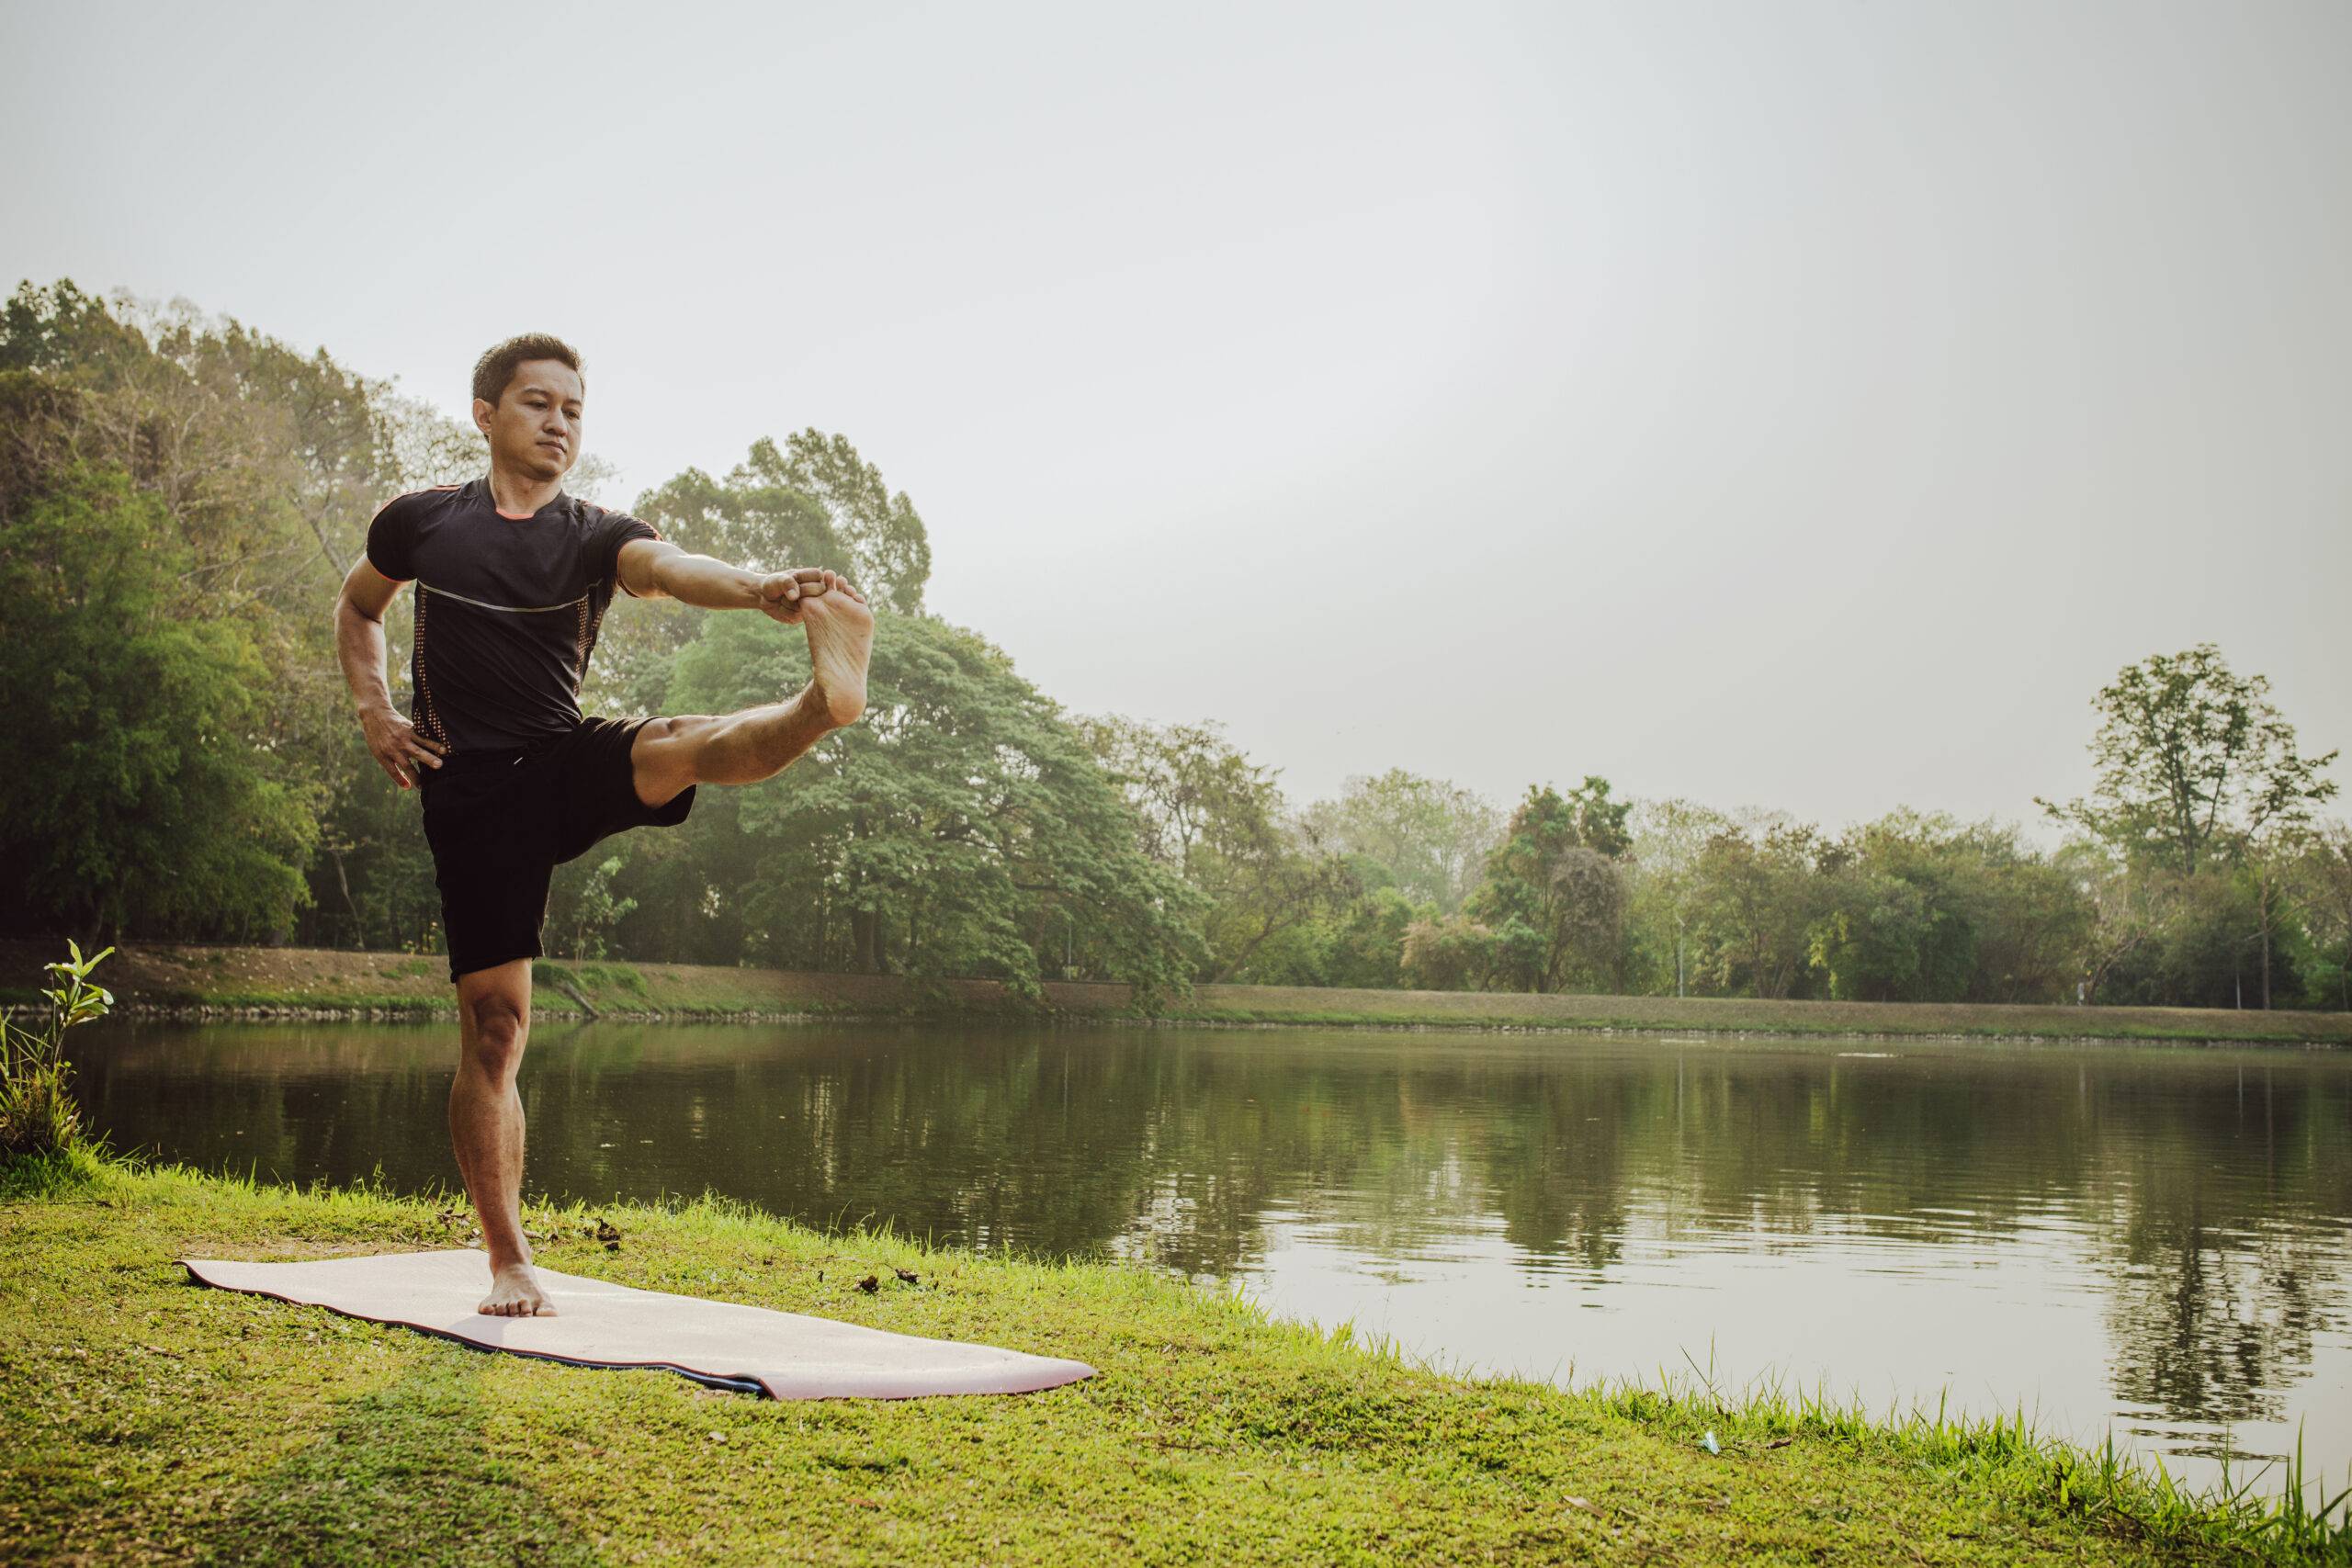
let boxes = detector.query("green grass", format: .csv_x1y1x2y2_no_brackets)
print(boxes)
4,1156,2346,1564
13,941,2347,1042
1137,986,2352,1045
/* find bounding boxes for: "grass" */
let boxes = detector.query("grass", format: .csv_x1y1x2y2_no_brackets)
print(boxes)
4,1156,2346,1564
1138,986,2352,1044
7,941,2348,1043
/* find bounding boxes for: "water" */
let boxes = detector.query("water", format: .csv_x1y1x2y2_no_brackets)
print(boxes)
70,1020,2352,1495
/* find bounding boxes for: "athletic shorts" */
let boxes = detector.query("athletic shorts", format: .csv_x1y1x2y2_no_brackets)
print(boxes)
418,716,695,981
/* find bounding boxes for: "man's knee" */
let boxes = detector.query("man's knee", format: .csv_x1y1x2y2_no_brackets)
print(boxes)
463,992,528,1074
633,714,717,754
632,714,716,803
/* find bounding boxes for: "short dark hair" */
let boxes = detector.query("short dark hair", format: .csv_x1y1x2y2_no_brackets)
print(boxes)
471,333,583,407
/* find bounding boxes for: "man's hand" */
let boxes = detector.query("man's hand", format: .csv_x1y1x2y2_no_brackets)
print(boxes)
362,705,447,790
758,568,865,625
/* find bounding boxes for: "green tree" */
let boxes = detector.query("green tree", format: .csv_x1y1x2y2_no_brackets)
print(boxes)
1317,886,1422,988
1303,770,1501,913
3,281,422,948
2294,823,2352,1010
667,611,1201,999
1080,716,1353,984
759,431,932,615
1462,779,1634,993
555,855,638,961
0,468,317,938
1399,911,1495,991
2041,645,2338,874
1627,797,1732,997
1690,821,1824,998
2087,866,2298,1010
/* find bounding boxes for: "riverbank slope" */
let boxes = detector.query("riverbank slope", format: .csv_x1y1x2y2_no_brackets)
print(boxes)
5,940,2346,1044
5,1156,2337,1564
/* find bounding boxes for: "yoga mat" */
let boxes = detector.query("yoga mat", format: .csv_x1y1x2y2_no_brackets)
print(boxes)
183,1251,1096,1400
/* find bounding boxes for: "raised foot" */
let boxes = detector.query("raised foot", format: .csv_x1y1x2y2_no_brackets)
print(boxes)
478,1259,556,1317
803,590,874,728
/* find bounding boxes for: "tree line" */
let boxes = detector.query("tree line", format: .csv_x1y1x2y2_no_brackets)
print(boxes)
2,281,2343,1010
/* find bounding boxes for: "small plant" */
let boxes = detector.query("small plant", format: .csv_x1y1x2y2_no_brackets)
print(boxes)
0,942,113,1156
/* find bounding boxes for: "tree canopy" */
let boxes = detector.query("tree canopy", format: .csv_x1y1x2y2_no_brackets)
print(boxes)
3,278,2345,1012
2042,644,2339,874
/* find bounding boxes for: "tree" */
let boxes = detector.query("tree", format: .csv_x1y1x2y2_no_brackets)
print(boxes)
666,611,1202,999
1400,912,1494,991
599,434,932,718
0,468,317,939
1627,797,1731,996
3,282,415,946
2041,645,2338,874
2056,839,2176,1004
1690,822,1823,999
756,431,932,615
1303,770,1501,912
2295,824,2352,1011
1318,886,1422,989
1464,779,1634,993
2241,825,2310,1010
1080,716,1352,983
558,855,638,961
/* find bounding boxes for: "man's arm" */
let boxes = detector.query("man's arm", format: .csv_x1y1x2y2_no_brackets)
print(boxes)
616,538,860,623
335,557,445,790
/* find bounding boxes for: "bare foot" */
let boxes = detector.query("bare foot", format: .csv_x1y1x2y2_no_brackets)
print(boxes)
479,1259,557,1317
802,584,873,728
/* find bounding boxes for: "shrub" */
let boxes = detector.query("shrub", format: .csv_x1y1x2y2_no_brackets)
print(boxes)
0,942,112,1156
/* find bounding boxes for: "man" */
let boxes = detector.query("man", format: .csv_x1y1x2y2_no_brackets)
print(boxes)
334,333,875,1317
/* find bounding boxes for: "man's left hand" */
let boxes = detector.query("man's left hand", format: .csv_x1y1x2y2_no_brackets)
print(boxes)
758,569,864,624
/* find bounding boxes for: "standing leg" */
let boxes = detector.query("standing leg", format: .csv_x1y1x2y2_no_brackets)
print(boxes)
449,957,550,1315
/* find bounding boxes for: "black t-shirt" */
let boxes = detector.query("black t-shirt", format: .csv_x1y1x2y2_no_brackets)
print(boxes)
366,479,658,752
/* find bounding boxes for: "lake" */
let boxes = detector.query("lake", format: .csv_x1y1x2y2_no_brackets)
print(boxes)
69,1019,2352,1496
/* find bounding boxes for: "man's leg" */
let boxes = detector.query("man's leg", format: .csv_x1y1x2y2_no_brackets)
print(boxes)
449,958,549,1316
629,582,876,804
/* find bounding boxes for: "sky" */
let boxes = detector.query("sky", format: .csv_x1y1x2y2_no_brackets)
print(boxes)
5,1,2346,829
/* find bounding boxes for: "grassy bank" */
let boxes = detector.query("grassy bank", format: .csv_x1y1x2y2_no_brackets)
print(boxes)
6,940,2347,1044
4,1158,2346,1565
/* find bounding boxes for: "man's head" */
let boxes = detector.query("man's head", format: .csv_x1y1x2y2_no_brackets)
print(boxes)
470,333,584,485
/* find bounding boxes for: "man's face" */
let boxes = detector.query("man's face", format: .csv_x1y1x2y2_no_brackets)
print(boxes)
473,360,583,483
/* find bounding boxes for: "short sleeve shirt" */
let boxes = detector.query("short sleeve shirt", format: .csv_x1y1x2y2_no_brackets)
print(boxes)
366,479,658,752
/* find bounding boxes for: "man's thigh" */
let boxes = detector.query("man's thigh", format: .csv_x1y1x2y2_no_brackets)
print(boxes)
424,774,558,983
535,717,697,864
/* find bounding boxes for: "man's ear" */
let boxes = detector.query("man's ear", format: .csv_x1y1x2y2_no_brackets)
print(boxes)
471,397,495,436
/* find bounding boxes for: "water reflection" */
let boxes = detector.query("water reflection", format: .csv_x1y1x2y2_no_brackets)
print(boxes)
71,1022,2352,1484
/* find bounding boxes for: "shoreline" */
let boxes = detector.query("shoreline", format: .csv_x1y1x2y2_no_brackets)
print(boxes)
5,1152,2344,1563
8,939,2346,1047
69,1003,2352,1054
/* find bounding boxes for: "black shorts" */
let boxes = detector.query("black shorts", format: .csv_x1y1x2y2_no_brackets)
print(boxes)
419,717,695,981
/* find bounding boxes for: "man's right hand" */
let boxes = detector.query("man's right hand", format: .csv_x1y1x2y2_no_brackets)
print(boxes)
361,705,446,790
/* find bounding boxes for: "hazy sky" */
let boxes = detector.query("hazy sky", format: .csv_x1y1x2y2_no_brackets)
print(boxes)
6,2,2346,829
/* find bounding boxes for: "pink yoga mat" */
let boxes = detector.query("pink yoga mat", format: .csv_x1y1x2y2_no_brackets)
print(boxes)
183,1250,1096,1400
